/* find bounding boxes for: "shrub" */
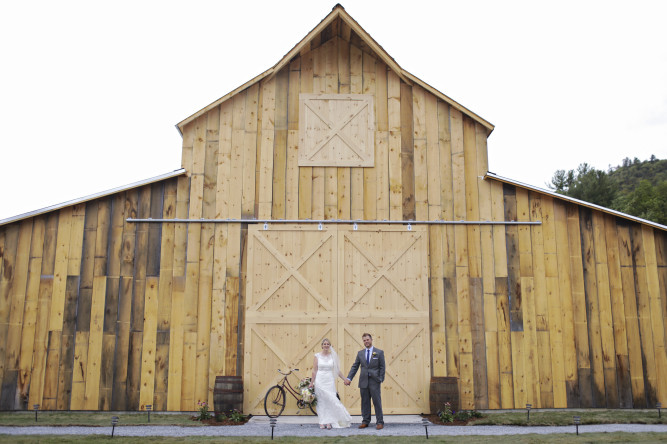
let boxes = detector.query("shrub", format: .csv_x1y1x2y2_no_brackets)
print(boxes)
454,410,483,421
228,409,246,422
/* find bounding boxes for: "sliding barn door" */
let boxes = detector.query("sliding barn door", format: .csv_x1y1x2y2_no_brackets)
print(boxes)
338,225,431,414
244,225,338,415
244,224,430,415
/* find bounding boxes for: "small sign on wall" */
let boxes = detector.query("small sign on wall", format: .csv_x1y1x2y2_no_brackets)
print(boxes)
298,93,375,167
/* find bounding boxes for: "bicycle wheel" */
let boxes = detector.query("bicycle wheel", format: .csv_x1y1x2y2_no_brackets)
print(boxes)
264,385,286,417
309,402,317,415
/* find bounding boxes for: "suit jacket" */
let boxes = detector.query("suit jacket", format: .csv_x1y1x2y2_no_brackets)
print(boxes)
347,348,385,389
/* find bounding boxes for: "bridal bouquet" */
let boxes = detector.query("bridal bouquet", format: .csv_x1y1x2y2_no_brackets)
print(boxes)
297,377,317,406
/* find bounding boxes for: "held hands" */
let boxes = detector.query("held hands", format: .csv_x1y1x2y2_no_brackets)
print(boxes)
343,378,351,386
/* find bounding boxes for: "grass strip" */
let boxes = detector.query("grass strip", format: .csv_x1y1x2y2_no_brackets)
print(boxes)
2,433,667,443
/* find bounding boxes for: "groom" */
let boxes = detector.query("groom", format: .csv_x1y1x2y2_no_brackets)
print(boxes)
345,333,385,429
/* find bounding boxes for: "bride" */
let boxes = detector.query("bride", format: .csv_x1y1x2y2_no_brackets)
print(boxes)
309,338,352,429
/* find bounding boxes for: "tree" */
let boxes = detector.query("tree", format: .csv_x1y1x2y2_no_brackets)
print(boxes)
548,163,617,208
548,156,666,225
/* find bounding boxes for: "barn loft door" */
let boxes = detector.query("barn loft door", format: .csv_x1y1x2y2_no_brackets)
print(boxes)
244,224,430,415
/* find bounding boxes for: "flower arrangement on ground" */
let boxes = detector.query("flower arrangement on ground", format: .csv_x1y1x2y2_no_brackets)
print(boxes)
438,402,454,423
296,377,317,406
195,400,213,421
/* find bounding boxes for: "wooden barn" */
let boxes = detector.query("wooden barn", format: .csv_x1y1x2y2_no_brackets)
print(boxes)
1,5,666,415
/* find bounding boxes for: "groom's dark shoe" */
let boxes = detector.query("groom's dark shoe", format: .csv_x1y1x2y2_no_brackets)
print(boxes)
376,424,384,430
358,424,369,429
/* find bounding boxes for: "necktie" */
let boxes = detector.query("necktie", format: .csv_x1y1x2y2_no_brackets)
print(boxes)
366,349,370,364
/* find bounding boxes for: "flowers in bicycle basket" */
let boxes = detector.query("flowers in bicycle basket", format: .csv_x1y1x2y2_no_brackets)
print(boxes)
297,377,317,406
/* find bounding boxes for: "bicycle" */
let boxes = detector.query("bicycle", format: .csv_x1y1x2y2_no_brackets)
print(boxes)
264,368,317,417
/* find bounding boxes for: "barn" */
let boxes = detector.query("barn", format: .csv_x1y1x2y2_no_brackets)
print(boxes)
1,5,666,415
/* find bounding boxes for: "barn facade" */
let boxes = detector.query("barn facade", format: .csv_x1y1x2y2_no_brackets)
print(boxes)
1,5,666,414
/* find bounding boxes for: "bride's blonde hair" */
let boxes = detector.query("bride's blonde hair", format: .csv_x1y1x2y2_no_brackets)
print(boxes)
319,338,341,377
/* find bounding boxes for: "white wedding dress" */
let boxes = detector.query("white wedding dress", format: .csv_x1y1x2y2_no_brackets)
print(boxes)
314,353,352,428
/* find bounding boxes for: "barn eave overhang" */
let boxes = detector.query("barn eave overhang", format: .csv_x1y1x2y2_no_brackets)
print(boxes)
0,169,187,227
484,172,667,232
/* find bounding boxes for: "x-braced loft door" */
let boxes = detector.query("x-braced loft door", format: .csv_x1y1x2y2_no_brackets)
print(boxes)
244,224,430,415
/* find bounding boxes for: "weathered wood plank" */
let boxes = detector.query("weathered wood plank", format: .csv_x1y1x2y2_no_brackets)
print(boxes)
387,71,402,221
258,78,276,219
412,86,427,221
69,331,88,410
195,224,214,405
323,39,338,220
242,84,260,219
181,331,196,410
298,51,314,220
77,203,98,333
444,276,459,378
17,219,44,405
495,277,514,408
153,330,170,410
167,276,184,411
67,204,85,276
541,197,567,408
617,223,646,406
400,82,415,221
111,276,132,410
272,68,289,220
224,277,240,375
49,207,73,333
83,276,106,410
503,186,522,331
349,45,363,220
470,278,488,409
552,201,579,407
203,109,219,221
640,226,667,404
28,213,57,407
579,208,606,407
430,276,445,376
604,215,632,407
99,333,115,410
95,199,112,277
139,277,158,410
229,95,245,220
567,205,593,407
592,211,619,407
2,219,32,409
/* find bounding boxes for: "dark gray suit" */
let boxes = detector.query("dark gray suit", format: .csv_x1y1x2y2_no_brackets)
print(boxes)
347,347,385,425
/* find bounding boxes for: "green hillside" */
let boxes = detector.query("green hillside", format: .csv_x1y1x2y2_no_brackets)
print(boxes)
548,155,667,225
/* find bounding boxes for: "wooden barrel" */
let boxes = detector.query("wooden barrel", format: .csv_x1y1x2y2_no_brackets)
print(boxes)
213,376,243,413
429,377,459,413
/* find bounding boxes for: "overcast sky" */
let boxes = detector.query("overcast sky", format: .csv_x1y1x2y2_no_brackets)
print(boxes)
1,0,666,221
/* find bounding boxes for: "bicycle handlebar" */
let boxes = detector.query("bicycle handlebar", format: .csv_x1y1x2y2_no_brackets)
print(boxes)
277,368,299,375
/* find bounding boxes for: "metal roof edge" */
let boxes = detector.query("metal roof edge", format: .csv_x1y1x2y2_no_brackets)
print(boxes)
484,172,667,232
0,169,187,227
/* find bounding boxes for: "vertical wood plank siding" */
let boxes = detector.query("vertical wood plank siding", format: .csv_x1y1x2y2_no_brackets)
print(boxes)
1,18,666,411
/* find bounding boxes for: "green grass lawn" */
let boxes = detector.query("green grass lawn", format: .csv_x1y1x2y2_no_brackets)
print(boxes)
1,409,665,427
0,411,199,426
1,434,667,444
471,409,667,426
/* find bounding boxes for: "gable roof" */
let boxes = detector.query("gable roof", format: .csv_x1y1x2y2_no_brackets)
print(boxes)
176,4,494,134
485,172,667,232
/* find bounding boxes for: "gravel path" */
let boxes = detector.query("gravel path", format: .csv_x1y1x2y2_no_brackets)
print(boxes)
2,423,666,437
